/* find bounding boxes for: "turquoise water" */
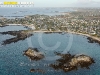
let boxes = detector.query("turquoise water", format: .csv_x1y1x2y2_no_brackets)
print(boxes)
0,26,100,75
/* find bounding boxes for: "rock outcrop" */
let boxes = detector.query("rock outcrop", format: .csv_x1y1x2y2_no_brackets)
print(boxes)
30,68,45,73
50,52,95,72
23,48,44,61
0,30,33,45
87,37,100,45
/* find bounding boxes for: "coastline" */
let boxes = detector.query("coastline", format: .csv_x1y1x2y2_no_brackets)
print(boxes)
0,24,100,43
32,30,100,42
67,31,100,42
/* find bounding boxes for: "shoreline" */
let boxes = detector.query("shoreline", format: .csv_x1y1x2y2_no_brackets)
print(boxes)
32,30,100,42
0,24,100,43
68,31,100,42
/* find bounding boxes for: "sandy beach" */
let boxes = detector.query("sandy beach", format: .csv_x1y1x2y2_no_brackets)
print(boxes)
67,31,100,42
32,30,100,42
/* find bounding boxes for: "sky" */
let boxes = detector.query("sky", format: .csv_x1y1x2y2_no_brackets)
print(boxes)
1,0,100,7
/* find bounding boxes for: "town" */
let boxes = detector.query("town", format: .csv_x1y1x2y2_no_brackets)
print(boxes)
0,8,100,38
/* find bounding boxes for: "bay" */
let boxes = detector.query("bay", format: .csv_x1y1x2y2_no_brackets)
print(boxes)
0,26,100,75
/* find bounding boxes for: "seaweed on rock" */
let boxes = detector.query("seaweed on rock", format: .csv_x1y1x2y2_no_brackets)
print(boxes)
50,52,95,72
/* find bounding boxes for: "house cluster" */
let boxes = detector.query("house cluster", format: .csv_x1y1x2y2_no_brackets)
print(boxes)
0,8,100,37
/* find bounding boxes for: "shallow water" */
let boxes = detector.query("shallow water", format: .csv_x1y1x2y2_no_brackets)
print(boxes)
0,7,73,18
0,26,100,75
0,25,27,32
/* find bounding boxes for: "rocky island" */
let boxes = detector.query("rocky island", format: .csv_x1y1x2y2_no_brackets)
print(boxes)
23,48,95,73
23,47,44,61
50,52,95,72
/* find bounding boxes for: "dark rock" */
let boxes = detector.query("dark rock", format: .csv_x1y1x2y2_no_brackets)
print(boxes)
87,37,100,45
30,69,35,72
0,30,33,45
23,47,44,61
50,52,95,72
30,68,45,73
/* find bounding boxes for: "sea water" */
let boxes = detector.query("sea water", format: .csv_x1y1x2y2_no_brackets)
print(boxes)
0,7,100,75
0,26,100,75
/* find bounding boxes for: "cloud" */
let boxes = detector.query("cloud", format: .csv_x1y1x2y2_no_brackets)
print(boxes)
77,0,92,3
72,0,100,7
